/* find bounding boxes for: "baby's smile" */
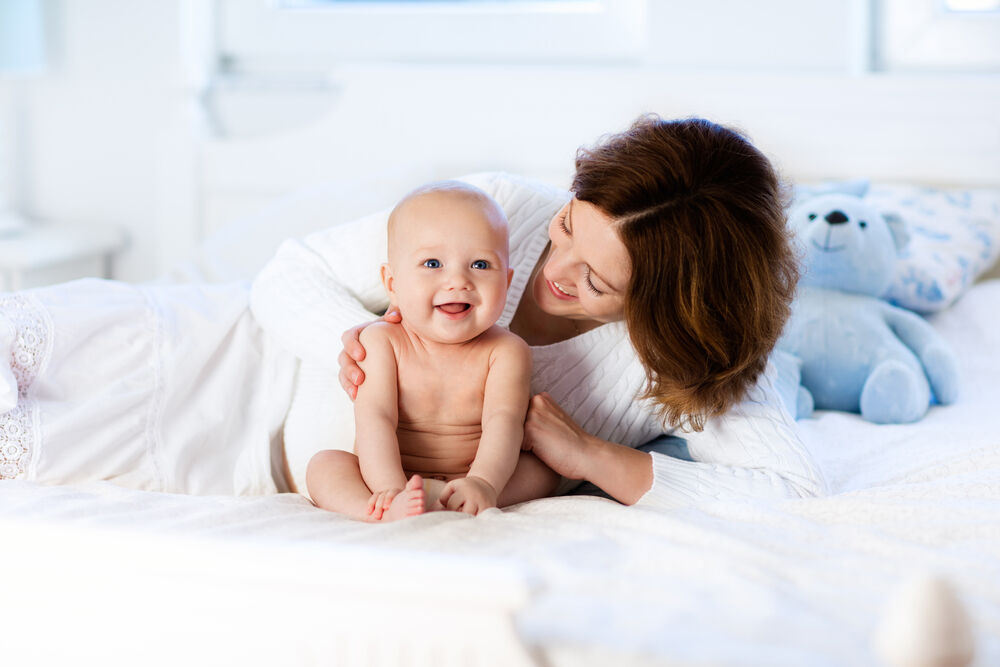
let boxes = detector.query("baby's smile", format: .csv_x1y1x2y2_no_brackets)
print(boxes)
435,302,473,319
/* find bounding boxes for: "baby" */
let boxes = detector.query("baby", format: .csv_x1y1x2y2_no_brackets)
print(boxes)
307,181,554,521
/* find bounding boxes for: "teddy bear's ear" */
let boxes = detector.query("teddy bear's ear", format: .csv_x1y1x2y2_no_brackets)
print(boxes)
882,211,911,252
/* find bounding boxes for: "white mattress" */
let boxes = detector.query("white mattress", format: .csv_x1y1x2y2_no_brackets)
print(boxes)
3,280,999,667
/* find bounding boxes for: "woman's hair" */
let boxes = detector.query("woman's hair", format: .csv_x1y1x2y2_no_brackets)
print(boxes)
572,115,797,431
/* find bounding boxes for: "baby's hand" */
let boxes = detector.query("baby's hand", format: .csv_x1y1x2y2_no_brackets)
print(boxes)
367,487,402,520
438,476,498,515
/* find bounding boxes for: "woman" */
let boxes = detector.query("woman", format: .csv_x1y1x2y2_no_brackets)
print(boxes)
252,116,827,509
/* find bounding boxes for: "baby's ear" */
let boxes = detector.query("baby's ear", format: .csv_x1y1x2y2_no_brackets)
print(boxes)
380,263,396,301
507,267,514,288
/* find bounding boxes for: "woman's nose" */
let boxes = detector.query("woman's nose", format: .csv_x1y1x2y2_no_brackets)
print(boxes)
544,244,575,281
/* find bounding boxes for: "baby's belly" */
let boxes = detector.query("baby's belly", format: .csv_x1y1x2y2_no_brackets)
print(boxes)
397,423,480,480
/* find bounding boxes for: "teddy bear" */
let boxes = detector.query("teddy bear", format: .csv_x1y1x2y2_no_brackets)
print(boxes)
778,193,960,424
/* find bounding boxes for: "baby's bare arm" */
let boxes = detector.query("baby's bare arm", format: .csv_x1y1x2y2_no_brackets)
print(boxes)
354,325,408,493
465,333,532,497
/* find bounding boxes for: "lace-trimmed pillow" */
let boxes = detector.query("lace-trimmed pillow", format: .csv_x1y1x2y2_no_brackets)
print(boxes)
793,182,1000,313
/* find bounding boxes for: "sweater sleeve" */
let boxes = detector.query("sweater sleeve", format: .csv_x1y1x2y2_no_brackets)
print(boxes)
634,358,828,510
249,207,394,369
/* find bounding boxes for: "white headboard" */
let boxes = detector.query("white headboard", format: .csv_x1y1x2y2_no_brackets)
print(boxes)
199,65,1000,237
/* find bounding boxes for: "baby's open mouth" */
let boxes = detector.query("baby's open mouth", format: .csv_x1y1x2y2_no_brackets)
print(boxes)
435,303,471,315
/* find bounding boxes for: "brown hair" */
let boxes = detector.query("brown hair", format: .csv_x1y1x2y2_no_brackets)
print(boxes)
572,115,797,431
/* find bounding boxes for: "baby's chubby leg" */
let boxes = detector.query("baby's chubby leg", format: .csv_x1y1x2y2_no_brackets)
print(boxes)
307,450,426,521
497,452,561,507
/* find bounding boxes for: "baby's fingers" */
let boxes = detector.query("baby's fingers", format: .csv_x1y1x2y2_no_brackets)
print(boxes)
444,491,466,513
382,491,396,510
367,494,382,519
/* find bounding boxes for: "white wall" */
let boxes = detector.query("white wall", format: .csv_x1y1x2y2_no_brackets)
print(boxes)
3,0,191,281
644,0,862,71
0,84,16,211
0,0,994,282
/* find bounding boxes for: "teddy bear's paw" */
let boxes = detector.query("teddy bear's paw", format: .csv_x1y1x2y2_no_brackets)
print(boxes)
923,344,960,406
860,360,930,424
796,386,815,419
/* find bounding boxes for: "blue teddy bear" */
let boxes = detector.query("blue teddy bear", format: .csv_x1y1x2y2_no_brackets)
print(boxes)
778,193,960,424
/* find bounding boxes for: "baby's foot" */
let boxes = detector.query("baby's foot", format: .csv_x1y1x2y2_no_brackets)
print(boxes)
380,475,426,521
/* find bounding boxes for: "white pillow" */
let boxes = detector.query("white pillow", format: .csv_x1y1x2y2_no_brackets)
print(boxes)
162,169,431,285
866,185,1000,312
282,361,357,500
792,182,1000,313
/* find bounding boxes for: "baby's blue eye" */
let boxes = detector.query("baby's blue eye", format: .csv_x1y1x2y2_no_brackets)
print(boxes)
471,260,489,270
423,259,441,268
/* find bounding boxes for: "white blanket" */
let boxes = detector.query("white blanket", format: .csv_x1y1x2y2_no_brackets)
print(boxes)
3,281,999,666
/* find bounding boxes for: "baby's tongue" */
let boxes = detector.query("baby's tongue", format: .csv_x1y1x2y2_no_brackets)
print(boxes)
437,303,468,314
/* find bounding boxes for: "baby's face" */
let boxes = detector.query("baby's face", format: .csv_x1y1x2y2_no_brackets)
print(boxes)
384,192,512,345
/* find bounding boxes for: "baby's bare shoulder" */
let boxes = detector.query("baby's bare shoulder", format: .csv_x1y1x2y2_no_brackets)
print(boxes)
359,320,400,343
482,327,531,364
358,321,404,359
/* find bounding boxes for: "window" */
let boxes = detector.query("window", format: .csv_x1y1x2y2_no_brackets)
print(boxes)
217,0,647,71
879,0,1000,71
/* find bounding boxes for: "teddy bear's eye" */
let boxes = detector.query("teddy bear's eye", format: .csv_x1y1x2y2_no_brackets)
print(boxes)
859,220,867,229
807,213,817,221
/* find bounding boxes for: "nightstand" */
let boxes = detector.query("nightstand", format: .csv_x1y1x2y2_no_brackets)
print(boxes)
0,223,127,291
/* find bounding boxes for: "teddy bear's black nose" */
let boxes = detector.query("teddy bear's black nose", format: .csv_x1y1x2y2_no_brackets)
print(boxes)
825,210,849,225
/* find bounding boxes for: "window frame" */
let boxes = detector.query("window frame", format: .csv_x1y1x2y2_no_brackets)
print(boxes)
879,0,1000,71
216,0,647,69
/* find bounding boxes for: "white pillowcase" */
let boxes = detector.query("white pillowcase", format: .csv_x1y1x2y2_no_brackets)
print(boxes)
792,182,1000,313
282,361,357,500
865,185,1000,313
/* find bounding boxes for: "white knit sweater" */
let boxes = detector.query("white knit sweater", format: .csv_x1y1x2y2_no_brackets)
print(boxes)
250,172,827,509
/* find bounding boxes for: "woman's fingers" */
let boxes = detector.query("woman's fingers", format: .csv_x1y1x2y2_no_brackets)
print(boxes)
382,309,402,324
531,392,575,427
338,366,359,401
341,325,366,361
346,338,365,362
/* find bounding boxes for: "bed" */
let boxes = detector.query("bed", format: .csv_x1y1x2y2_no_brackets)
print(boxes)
3,68,999,666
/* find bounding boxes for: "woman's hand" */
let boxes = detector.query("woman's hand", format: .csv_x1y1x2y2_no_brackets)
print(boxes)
338,310,402,400
521,392,595,481
525,393,655,505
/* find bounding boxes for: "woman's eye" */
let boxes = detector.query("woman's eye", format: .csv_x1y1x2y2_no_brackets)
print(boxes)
558,213,570,236
423,259,441,268
584,269,603,296
471,260,489,270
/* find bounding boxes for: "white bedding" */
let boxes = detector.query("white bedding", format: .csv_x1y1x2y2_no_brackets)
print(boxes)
3,280,999,667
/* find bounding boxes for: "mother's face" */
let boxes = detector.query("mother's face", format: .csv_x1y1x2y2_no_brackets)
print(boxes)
530,198,631,323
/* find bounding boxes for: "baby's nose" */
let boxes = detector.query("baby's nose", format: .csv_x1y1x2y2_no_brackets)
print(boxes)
445,268,474,289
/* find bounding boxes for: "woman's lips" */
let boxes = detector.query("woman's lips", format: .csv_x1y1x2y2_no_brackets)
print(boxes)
545,279,577,301
435,303,472,320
